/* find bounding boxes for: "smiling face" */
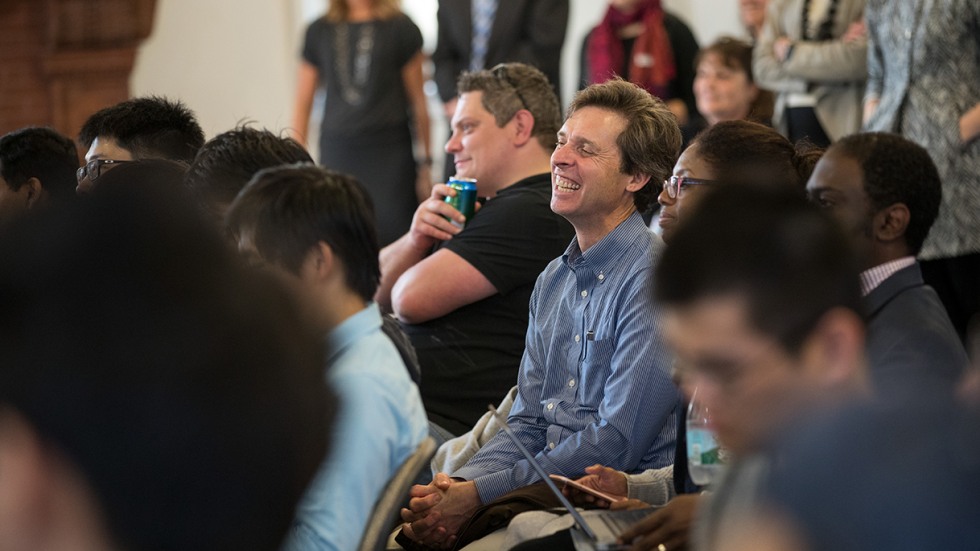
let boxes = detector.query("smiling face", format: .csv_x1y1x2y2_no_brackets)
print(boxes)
657,143,716,243
551,106,649,247
694,53,758,126
445,91,515,195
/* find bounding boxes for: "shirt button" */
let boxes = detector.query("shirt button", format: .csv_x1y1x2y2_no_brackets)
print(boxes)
581,290,588,297
904,29,912,40
547,402,554,411
575,334,581,342
598,273,605,281
549,442,556,450
568,379,575,387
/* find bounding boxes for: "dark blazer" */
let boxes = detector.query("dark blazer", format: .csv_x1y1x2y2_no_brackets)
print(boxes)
431,0,569,103
864,263,968,393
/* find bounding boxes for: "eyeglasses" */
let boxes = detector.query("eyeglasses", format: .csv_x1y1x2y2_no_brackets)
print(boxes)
76,158,132,183
491,64,531,111
663,175,717,199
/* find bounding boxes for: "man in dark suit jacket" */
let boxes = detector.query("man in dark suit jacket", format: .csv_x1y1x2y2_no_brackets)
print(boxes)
432,0,569,179
807,132,968,392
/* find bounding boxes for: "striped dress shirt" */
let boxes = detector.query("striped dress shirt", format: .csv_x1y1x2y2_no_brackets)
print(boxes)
454,213,681,503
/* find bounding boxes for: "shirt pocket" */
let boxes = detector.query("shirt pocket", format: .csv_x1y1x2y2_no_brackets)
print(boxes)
579,337,615,407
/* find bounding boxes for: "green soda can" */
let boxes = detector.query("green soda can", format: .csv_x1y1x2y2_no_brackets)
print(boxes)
444,177,478,229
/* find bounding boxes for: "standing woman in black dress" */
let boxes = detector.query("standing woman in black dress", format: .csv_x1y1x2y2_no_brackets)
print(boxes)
292,0,431,246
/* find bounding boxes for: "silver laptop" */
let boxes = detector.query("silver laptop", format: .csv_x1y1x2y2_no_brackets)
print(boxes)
488,405,656,551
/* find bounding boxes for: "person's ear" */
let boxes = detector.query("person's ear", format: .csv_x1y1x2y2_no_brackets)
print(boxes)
803,307,867,389
625,172,652,194
311,241,335,280
511,109,536,146
23,178,44,209
873,203,910,244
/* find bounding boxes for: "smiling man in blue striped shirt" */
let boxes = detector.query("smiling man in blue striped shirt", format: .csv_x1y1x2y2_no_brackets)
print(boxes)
400,79,683,549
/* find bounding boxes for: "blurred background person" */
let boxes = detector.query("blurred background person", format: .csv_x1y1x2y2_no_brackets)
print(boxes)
753,0,867,147
0,126,78,227
291,0,431,246
863,0,980,345
432,0,569,180
739,0,768,42
580,0,699,128
0,170,331,551
684,37,774,143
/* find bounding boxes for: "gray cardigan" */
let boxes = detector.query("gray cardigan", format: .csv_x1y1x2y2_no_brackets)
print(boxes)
753,0,867,141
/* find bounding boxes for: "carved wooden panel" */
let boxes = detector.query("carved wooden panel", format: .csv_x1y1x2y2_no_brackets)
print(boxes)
0,0,156,141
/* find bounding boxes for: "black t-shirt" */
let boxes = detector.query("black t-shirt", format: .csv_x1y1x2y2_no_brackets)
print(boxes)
401,173,576,435
302,14,422,138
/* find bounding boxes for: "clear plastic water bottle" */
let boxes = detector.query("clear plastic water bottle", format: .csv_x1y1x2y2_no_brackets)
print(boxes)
686,388,724,486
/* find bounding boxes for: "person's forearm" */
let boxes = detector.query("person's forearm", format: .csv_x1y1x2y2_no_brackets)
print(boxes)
863,96,880,126
376,234,428,313
291,63,319,147
626,466,675,506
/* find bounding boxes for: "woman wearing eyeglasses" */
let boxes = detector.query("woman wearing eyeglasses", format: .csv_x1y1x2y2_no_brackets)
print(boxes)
291,0,431,246
657,120,821,242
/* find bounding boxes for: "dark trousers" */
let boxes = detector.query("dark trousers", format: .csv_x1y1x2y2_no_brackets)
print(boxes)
920,251,980,346
785,106,831,148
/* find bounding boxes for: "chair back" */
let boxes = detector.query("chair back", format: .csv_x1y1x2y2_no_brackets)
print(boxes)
357,436,438,551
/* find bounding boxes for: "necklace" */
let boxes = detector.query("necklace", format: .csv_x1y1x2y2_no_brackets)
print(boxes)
334,21,375,105
800,0,840,41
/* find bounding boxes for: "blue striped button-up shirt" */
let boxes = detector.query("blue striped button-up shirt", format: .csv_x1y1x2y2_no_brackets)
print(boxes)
454,213,681,503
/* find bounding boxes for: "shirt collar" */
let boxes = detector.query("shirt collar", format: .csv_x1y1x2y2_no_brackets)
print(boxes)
860,256,916,296
562,212,649,274
327,302,382,360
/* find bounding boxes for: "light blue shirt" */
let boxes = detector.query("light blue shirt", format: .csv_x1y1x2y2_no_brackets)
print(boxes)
283,303,428,551
454,213,681,503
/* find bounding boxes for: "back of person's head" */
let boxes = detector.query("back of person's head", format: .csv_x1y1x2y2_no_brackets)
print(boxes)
690,120,821,191
695,36,774,123
226,164,381,302
0,177,330,551
458,62,562,150
184,125,313,216
568,78,682,212
0,126,79,203
828,132,941,256
656,184,861,354
78,96,205,162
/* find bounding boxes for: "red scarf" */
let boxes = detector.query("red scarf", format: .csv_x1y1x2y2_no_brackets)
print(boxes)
587,0,676,99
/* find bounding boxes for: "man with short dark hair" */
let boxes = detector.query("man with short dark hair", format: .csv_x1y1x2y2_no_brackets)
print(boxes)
377,63,575,436
399,79,682,550
807,132,968,392
76,96,204,193
0,127,78,225
638,184,868,551
0,174,330,551
227,165,428,551
184,125,312,219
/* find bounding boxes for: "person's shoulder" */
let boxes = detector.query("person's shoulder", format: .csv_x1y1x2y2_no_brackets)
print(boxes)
387,11,420,30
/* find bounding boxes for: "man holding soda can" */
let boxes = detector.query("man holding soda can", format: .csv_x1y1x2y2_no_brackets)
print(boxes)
377,63,574,437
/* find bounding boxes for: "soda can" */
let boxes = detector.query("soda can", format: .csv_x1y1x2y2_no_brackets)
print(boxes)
444,177,478,229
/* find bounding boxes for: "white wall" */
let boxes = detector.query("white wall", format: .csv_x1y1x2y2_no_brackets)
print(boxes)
132,0,743,144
